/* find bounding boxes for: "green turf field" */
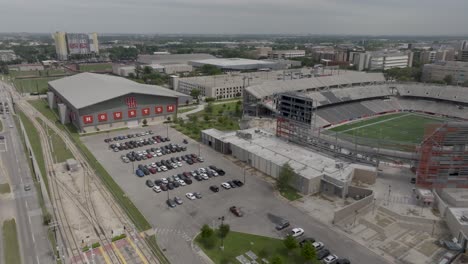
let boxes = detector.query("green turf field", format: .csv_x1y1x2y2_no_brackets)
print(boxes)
13,77,61,94
329,113,448,144
79,63,112,72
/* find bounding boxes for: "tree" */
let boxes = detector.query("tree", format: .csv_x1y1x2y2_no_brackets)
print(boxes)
177,118,184,125
283,235,298,251
200,224,214,239
235,103,242,117
218,224,230,239
205,102,213,114
142,119,148,126
143,66,153,75
271,256,283,264
205,97,215,102
301,241,317,263
190,89,201,99
189,115,198,123
128,72,135,79
443,74,453,85
277,163,294,190
203,114,210,121
200,64,223,75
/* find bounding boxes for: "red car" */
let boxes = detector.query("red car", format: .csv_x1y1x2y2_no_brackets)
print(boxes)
229,206,243,217
146,153,152,159
149,168,157,174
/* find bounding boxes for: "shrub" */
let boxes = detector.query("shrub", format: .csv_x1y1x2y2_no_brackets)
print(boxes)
91,242,100,249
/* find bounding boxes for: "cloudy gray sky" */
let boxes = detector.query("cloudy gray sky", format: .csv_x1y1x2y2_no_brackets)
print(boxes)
1,0,467,35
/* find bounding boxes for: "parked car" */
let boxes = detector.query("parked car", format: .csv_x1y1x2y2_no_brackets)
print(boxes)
323,254,338,264
228,181,237,188
160,184,168,191
336,259,350,264
210,185,219,192
186,193,196,200
317,249,330,260
299,238,316,247
152,186,161,193
174,196,183,205
290,228,305,237
146,179,154,188
221,182,231,189
312,241,324,250
229,206,243,217
167,182,174,190
166,199,176,208
194,192,202,199
275,219,290,230
136,169,144,177
232,179,244,187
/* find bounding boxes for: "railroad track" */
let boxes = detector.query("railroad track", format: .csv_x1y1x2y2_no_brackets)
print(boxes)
16,96,161,263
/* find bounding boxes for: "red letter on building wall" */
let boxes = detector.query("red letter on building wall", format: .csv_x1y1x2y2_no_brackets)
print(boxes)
83,115,93,124
98,113,108,122
142,108,150,116
155,106,163,114
113,111,122,120
128,109,137,118
166,105,175,112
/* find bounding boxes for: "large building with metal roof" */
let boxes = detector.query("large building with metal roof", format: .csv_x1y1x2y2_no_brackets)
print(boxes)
47,73,189,132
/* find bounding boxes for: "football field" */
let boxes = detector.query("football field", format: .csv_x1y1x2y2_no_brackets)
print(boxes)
329,112,449,144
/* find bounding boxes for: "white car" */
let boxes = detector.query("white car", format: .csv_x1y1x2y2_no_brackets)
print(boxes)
152,186,161,193
221,182,231,189
178,179,186,186
312,241,324,250
211,170,219,177
156,152,162,157
290,228,304,237
177,162,183,167
171,163,178,168
323,254,338,264
161,178,168,184
186,193,196,200
161,166,168,171
201,174,209,180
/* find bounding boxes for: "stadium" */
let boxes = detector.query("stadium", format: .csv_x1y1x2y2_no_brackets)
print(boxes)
244,72,468,167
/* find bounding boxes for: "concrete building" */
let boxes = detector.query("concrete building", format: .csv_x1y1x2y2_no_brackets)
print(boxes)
268,50,306,59
253,47,272,58
174,68,317,99
422,61,468,84
47,73,189,132
0,50,17,62
112,64,136,77
189,58,285,72
137,53,215,66
420,50,455,64
368,51,413,71
8,64,44,72
201,128,375,195
459,50,468,62
52,32,99,60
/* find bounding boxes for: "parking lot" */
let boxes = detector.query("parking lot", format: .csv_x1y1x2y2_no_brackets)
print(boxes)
82,125,390,264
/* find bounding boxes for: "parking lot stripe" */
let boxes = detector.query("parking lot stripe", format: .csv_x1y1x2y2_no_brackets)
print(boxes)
112,243,128,264
126,237,149,264
99,246,112,264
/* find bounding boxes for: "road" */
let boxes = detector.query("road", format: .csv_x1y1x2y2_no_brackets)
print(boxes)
0,82,53,264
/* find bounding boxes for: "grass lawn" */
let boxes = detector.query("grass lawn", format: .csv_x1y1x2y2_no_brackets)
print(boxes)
0,183,10,194
329,113,448,144
173,101,241,141
13,77,62,94
3,219,21,264
195,231,309,264
37,118,74,163
279,186,302,201
17,111,48,192
79,63,112,72
8,69,67,78
177,106,197,114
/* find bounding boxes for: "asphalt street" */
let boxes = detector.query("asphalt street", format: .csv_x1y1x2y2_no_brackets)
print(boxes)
0,82,53,264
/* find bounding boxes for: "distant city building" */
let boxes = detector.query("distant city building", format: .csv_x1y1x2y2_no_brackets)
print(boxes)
268,50,306,59
368,51,413,71
0,50,17,62
420,50,455,64
112,64,136,77
459,50,468,62
52,32,99,60
137,53,215,65
252,47,272,58
422,61,468,84
459,40,468,51
189,58,286,72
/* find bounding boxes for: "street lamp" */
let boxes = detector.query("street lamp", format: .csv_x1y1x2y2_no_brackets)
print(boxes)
218,216,225,251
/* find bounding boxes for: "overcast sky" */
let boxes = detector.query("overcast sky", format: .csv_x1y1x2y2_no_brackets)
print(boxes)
1,0,467,35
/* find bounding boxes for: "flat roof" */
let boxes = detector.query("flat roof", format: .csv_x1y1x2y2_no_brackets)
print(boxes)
137,53,215,65
448,207,468,226
203,128,373,181
245,72,386,98
190,58,276,67
49,73,186,109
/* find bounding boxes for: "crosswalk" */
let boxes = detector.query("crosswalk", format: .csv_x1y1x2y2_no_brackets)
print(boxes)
153,227,192,242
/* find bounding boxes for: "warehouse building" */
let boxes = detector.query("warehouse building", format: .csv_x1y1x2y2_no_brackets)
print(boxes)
189,58,286,71
201,128,375,195
47,73,189,133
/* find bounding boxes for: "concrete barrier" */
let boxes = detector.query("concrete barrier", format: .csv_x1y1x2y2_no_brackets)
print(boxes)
333,193,375,224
